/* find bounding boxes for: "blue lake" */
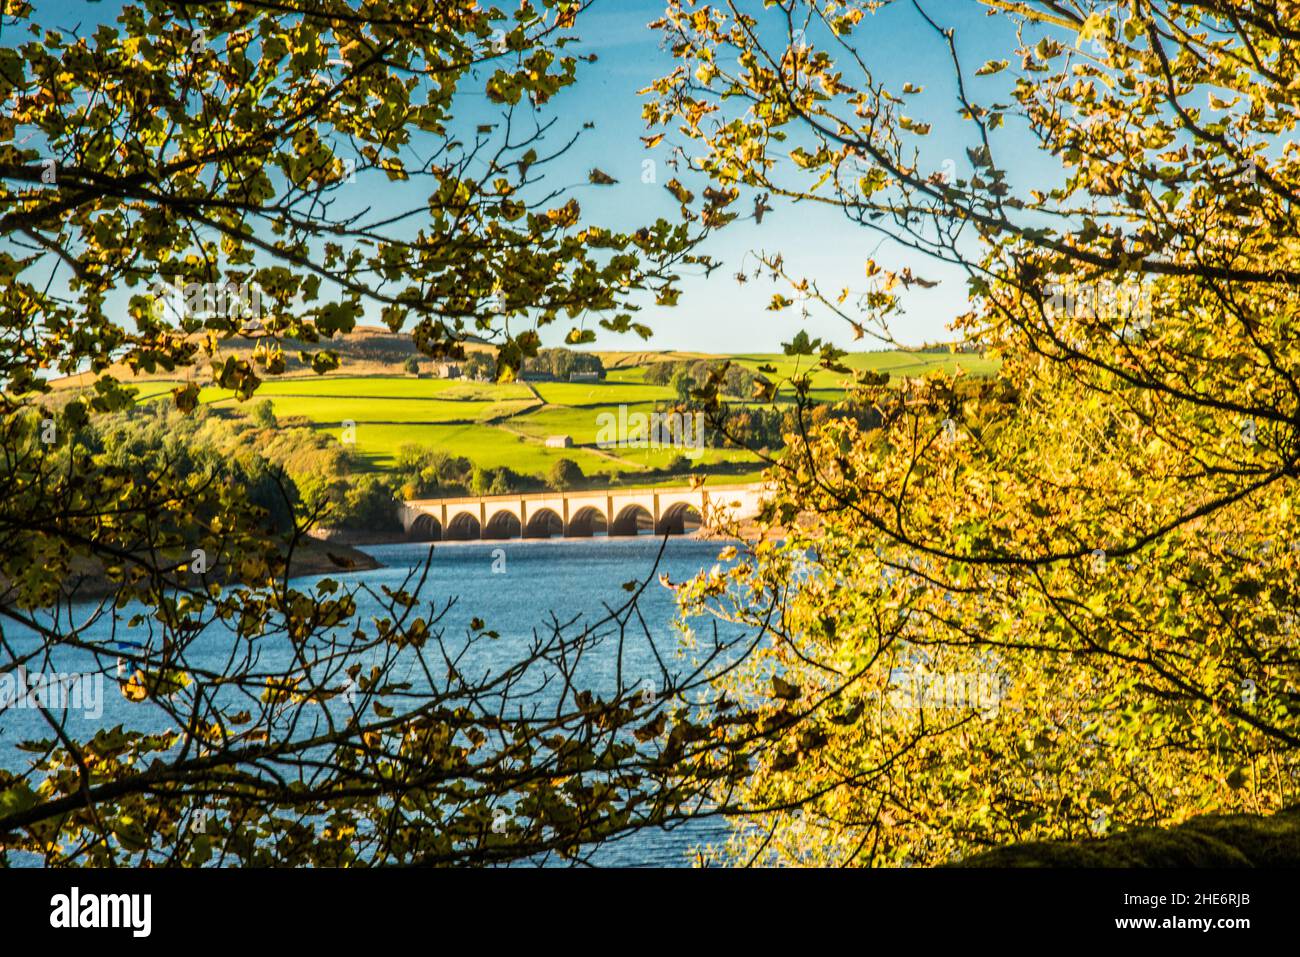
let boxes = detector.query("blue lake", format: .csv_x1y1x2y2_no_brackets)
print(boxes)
1,536,743,866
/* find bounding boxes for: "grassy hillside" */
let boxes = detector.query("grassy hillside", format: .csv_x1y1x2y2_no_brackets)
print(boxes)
57,334,997,490
726,350,999,387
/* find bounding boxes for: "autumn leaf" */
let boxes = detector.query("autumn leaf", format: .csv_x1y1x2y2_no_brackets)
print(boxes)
772,676,801,701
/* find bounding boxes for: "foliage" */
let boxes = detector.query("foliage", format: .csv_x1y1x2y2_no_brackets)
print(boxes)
643,358,766,399
523,347,605,380
460,351,498,382
0,0,733,866
395,444,476,499
956,806,1300,868
250,399,278,430
652,0,1300,864
1,0,716,393
547,457,583,489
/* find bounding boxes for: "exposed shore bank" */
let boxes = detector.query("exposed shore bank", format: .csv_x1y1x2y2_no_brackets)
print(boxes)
31,539,381,602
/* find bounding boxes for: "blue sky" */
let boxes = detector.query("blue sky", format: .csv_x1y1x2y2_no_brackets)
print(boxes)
555,0,1025,351
16,0,1054,353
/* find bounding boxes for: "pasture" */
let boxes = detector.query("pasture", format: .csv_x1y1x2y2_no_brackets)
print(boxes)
119,348,995,485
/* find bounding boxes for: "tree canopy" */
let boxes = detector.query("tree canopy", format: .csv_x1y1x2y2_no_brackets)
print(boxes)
0,0,746,866
649,0,1300,864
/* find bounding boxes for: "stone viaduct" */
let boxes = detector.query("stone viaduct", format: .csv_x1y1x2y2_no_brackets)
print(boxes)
397,483,765,540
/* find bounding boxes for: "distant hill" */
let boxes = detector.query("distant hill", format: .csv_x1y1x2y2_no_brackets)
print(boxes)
50,333,754,390
48,328,988,392
50,326,498,389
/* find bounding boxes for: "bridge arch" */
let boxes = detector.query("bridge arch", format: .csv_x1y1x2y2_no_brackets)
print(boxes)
566,506,608,538
483,510,522,540
445,510,481,541
656,502,702,536
611,503,654,536
408,513,442,542
524,508,564,538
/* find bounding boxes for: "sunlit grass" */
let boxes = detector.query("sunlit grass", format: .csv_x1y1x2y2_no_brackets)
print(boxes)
120,351,994,484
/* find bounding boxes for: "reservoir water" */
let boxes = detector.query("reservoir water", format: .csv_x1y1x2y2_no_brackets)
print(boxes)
2,536,742,866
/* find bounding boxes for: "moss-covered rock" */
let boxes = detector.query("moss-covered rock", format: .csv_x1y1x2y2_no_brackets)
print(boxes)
954,807,1300,867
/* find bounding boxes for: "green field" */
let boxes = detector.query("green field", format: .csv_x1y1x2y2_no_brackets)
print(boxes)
528,380,676,406
728,351,999,393
125,350,995,484
133,375,531,402
592,350,996,396
216,394,536,425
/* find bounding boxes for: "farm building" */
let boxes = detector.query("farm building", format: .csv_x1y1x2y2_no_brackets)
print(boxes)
544,435,573,449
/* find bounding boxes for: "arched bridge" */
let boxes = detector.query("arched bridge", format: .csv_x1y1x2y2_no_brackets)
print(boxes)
398,483,766,541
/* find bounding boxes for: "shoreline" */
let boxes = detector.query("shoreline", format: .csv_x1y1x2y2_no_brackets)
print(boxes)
34,540,382,602
40,524,781,600
342,524,774,550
